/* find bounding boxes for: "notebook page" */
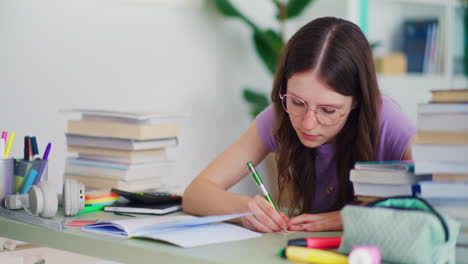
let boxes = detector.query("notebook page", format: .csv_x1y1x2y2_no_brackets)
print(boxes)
139,222,261,247
83,215,195,237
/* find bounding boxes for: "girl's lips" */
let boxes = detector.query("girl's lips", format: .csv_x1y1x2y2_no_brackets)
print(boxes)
301,132,319,140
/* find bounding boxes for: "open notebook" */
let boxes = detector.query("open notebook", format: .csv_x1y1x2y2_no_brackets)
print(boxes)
81,212,261,247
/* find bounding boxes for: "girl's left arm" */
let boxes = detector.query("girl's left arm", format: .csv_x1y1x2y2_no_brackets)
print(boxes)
287,211,343,232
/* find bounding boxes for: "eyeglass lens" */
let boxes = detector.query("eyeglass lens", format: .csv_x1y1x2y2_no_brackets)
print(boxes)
281,95,341,125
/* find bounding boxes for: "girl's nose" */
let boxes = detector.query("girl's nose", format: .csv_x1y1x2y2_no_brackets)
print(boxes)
301,109,319,130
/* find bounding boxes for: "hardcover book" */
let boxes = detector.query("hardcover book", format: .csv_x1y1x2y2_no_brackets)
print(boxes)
66,134,178,151
68,120,179,140
64,158,174,181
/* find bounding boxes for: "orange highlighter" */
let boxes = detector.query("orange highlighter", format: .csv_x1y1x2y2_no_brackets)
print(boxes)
287,236,342,249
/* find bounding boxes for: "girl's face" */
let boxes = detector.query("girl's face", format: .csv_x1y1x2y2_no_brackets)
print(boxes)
285,70,354,148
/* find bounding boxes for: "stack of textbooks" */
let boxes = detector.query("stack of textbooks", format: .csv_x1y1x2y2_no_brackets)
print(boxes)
413,89,468,245
350,161,428,204
62,109,187,191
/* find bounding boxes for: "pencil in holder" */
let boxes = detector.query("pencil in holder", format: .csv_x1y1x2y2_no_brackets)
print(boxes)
0,158,14,202
14,159,48,194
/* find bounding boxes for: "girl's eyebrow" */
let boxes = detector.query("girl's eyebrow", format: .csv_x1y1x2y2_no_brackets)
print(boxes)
318,103,345,109
288,92,345,109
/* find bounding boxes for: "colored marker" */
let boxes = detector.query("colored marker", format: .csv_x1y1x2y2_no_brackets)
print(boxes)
65,220,98,227
30,136,41,160
4,132,15,158
1,131,8,143
278,246,348,264
19,168,38,194
287,237,342,249
78,205,106,214
33,142,51,184
247,161,278,210
27,137,33,161
24,136,30,161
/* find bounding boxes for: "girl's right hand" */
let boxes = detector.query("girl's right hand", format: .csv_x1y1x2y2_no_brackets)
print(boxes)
241,195,289,233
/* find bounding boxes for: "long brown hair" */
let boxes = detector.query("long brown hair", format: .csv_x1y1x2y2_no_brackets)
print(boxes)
271,17,381,214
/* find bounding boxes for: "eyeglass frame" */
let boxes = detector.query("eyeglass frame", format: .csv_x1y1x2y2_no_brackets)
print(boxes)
279,93,351,126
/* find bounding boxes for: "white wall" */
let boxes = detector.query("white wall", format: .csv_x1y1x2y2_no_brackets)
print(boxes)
0,0,347,194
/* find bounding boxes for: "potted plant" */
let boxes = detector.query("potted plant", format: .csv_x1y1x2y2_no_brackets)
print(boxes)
214,0,315,118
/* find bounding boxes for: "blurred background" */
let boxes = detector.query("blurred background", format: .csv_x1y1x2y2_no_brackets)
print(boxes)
0,0,466,195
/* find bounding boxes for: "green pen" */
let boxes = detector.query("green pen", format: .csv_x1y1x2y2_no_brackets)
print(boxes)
247,161,279,210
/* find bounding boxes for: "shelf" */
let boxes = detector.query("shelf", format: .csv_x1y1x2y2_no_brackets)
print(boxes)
452,75,468,89
373,0,458,7
377,73,468,89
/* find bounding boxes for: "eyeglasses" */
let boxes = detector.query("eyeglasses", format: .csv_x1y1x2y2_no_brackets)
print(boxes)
279,94,348,126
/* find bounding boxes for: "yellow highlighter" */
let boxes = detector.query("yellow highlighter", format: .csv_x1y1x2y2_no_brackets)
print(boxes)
4,132,15,158
278,246,348,264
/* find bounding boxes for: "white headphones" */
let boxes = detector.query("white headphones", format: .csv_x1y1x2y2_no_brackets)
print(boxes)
4,179,85,218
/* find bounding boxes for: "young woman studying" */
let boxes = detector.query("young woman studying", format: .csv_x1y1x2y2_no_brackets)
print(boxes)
182,17,416,233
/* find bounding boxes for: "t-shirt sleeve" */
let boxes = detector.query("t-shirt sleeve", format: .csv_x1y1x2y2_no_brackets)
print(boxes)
255,105,278,153
377,96,416,160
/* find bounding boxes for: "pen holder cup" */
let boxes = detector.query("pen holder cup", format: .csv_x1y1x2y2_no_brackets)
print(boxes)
0,158,14,202
14,159,48,194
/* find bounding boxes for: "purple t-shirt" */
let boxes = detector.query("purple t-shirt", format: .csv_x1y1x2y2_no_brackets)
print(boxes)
256,96,416,213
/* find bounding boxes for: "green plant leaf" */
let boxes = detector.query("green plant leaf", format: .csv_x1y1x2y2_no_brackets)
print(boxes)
277,0,314,20
253,29,283,75
243,87,270,118
369,41,381,51
214,0,257,29
214,0,242,17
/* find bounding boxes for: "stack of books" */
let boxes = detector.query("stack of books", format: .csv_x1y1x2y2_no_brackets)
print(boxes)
62,109,187,191
413,89,468,245
350,161,428,204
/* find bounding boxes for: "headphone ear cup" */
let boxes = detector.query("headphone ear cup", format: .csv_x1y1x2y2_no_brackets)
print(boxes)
63,179,85,216
28,186,44,216
36,181,58,218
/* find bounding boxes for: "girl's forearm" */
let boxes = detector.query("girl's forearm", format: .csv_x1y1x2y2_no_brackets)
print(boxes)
182,179,251,223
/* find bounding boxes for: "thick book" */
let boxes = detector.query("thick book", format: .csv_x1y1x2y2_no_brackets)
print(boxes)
64,175,161,191
81,212,261,248
68,145,166,158
61,108,189,125
417,114,468,132
68,120,180,140
354,161,414,172
352,182,416,197
415,131,468,145
418,181,468,199
350,169,426,185
417,103,468,114
431,89,468,103
64,158,174,181
415,160,468,175
66,134,178,151
77,153,167,165
104,201,181,215
413,144,468,162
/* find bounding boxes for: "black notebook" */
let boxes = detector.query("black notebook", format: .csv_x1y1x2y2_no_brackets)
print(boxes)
104,201,181,215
